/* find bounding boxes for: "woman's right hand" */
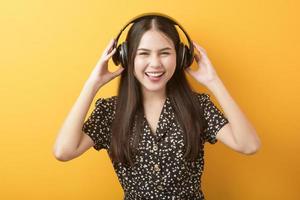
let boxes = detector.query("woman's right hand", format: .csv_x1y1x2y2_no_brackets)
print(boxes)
86,38,125,88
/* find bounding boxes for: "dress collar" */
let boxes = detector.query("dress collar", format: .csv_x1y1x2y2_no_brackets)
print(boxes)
143,96,174,142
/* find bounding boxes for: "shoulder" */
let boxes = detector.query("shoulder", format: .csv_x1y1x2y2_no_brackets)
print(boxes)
94,96,118,115
95,96,118,107
191,91,211,105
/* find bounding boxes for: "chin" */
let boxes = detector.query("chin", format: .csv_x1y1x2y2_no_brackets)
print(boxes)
142,84,166,93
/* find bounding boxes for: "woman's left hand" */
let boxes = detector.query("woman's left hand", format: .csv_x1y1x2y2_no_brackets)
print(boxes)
185,41,219,87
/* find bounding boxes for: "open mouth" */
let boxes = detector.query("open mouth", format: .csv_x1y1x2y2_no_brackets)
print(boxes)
145,72,165,78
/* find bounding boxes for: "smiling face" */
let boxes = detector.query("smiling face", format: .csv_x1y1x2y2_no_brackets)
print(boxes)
133,29,177,97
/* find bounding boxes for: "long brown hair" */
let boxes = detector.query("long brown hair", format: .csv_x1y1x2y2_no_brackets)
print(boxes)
109,16,207,167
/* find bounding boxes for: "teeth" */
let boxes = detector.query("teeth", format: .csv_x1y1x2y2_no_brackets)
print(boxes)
145,72,164,77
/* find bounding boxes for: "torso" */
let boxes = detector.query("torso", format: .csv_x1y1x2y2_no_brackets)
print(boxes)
144,113,160,135
143,100,166,136
83,94,226,199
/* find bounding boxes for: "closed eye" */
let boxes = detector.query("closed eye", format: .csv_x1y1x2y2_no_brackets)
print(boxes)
138,52,170,55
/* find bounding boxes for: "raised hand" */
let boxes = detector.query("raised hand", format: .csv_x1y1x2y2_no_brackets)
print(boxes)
87,38,125,88
185,41,219,87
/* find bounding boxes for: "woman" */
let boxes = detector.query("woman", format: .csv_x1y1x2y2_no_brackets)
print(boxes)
53,14,261,200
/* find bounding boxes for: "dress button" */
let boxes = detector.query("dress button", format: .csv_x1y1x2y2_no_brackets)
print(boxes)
153,144,158,151
153,164,160,172
157,185,163,190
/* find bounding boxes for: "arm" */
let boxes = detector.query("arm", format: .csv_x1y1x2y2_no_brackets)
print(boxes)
52,81,101,161
52,38,124,161
187,41,261,155
206,77,261,155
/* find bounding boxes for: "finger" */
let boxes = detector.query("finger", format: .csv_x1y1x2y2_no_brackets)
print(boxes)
192,41,201,50
185,66,191,72
197,46,207,55
195,47,207,58
192,40,199,47
112,66,125,77
185,67,194,76
104,47,116,60
109,38,116,50
193,41,207,54
192,43,201,55
194,52,201,62
104,38,116,54
192,41,202,49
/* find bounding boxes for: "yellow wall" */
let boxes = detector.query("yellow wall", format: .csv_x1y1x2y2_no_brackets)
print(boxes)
1,0,299,199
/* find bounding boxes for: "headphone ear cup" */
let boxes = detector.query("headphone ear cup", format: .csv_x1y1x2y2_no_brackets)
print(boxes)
181,44,194,68
177,43,185,70
119,41,128,68
112,44,121,66
178,43,193,69
112,41,128,68
185,45,194,68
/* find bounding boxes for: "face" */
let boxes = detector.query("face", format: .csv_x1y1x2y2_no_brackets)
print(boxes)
134,30,177,96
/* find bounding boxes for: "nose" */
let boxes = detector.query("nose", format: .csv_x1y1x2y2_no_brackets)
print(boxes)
149,54,162,68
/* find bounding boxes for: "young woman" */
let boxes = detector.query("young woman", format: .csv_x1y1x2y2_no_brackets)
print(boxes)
53,14,261,200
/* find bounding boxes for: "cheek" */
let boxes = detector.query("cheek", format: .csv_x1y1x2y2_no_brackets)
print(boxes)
134,57,144,69
134,57,145,68
165,56,177,71
133,65,144,78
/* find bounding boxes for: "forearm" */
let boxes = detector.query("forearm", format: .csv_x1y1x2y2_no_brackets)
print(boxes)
53,81,101,157
206,77,261,151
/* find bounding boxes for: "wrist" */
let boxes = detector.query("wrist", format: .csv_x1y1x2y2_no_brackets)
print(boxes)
205,76,222,91
83,80,103,94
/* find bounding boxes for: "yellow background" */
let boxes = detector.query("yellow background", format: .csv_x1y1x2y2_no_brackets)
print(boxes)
1,0,299,199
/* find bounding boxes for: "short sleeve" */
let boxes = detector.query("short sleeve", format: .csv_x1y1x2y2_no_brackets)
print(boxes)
196,92,229,144
82,96,116,151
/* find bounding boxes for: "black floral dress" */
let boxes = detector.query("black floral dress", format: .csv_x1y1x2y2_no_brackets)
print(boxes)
82,92,229,200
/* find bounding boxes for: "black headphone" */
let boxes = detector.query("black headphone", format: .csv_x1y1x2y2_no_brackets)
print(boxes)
112,12,195,70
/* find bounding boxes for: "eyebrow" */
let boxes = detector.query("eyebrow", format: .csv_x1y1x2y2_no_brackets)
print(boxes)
137,47,172,52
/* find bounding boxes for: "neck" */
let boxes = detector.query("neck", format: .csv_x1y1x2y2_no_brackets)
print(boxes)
142,88,167,105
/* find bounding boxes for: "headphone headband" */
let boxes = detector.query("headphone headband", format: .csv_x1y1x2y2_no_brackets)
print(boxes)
112,12,194,69
113,12,193,50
